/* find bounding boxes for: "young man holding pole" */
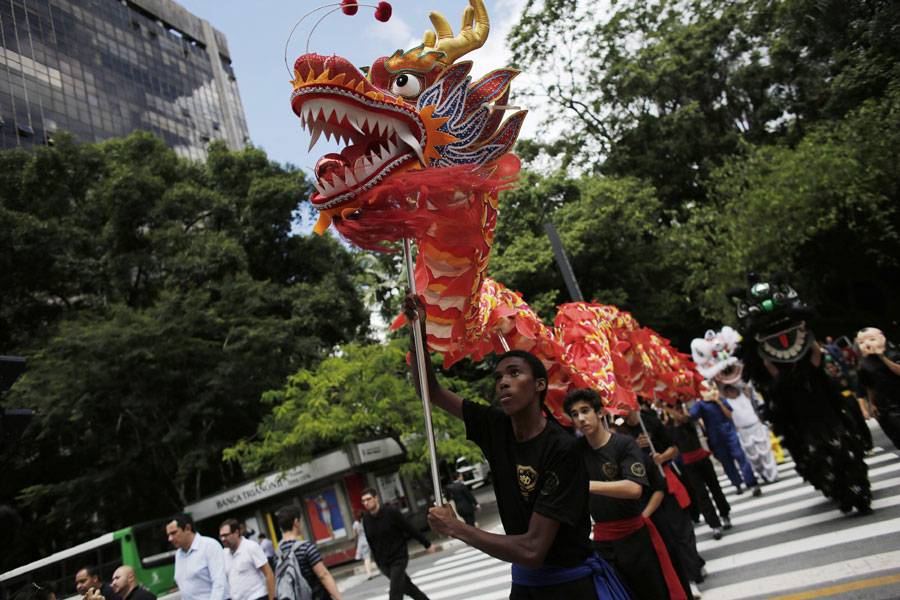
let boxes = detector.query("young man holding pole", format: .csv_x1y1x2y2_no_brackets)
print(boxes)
402,293,629,600
565,388,686,600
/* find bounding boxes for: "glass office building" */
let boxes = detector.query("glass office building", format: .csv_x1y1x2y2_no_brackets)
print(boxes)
0,0,250,159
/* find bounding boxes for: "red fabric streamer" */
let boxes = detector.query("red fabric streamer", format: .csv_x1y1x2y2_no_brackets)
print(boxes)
664,465,691,509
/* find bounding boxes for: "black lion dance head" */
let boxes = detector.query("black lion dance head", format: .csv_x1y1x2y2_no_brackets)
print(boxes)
727,271,815,364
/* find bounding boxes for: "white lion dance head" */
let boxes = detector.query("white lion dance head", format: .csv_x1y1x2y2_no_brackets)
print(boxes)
691,326,743,385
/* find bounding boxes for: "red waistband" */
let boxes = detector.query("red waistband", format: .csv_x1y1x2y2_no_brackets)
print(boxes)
593,517,687,600
592,515,644,540
681,447,712,464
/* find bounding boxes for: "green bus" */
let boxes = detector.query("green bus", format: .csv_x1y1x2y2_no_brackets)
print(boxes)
0,519,177,600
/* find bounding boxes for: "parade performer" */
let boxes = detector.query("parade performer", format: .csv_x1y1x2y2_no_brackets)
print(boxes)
856,327,900,450
566,388,686,600
728,273,872,513
691,328,778,486
404,294,631,599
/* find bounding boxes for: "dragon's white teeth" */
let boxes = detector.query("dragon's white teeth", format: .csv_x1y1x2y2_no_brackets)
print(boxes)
308,126,323,152
319,177,335,196
394,123,425,166
343,169,358,187
349,117,365,135
312,180,327,196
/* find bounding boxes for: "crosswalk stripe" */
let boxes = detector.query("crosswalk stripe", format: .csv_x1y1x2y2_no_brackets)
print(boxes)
697,473,900,543
413,556,506,584
418,551,502,574
716,450,895,488
701,549,900,600
697,492,900,553
367,571,511,600
728,470,900,517
702,516,900,572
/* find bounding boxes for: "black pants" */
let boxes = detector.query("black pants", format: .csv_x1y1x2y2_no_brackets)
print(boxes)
876,401,900,451
379,558,430,600
459,511,476,526
683,457,731,527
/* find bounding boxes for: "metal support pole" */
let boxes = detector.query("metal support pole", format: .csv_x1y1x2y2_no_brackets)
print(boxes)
497,334,510,352
636,411,666,478
544,222,585,303
404,238,445,506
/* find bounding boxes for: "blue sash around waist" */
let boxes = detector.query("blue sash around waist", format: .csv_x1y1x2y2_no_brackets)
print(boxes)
510,554,634,599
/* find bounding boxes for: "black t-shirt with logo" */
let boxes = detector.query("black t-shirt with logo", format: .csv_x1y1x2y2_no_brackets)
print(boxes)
463,399,593,568
580,433,648,523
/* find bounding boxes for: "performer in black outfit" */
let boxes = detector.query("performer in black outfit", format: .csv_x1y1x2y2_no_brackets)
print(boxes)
566,388,686,600
402,292,630,600
729,273,871,514
856,327,900,450
446,471,480,526
361,488,434,600
659,402,731,537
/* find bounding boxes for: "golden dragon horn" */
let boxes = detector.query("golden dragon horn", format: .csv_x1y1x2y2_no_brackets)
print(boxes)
423,0,490,68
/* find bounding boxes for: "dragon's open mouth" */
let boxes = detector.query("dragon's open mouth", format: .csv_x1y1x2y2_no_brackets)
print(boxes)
293,92,427,210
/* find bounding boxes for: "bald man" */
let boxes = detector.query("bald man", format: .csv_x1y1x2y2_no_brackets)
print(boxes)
110,567,156,600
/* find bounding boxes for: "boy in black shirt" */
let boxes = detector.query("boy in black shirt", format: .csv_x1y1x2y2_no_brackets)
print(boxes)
402,293,630,600
565,388,685,600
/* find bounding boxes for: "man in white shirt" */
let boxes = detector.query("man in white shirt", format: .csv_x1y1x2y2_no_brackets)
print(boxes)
166,513,229,600
220,519,275,600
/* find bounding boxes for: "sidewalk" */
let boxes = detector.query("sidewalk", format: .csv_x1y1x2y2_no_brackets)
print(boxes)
332,484,501,593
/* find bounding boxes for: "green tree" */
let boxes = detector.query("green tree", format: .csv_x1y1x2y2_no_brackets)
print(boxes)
490,171,707,346
0,132,369,568
224,338,486,480
508,0,900,211
678,84,900,334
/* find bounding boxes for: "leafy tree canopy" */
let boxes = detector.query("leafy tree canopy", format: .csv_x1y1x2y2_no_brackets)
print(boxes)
224,338,487,481
0,132,369,568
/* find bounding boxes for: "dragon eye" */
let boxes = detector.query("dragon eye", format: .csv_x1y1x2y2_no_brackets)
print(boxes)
391,73,422,99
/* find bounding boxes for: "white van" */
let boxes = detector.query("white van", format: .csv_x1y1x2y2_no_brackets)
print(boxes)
455,455,491,488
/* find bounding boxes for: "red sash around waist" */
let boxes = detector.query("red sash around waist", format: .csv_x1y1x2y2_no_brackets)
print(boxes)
681,447,712,464
593,516,687,600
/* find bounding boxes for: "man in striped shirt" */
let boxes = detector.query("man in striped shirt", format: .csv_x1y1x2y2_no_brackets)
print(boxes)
274,505,343,600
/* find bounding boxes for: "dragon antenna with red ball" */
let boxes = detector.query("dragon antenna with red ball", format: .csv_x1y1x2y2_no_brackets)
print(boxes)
284,0,392,77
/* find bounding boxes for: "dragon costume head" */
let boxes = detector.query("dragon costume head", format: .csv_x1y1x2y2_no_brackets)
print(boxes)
728,271,815,364
289,0,526,237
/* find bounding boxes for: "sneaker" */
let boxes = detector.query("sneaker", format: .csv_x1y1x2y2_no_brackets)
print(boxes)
712,527,723,540
690,581,702,599
722,515,732,530
752,486,762,497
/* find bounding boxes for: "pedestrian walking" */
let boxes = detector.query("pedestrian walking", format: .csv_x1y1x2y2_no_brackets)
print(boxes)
166,513,229,600
361,488,433,600
220,518,274,600
722,384,779,484
352,509,374,580
274,504,343,600
445,472,480,526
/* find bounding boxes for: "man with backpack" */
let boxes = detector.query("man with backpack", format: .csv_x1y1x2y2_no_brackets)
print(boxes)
274,505,343,600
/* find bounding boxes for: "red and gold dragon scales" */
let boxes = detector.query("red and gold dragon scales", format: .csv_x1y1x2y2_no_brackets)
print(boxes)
289,0,701,419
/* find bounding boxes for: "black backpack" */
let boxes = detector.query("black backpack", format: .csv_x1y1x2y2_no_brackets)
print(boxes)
274,542,314,600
